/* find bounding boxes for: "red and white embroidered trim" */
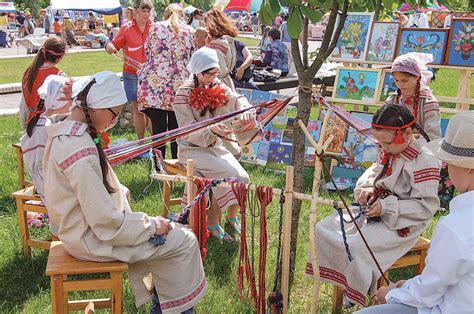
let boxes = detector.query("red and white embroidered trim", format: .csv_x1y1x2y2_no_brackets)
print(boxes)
70,122,84,136
414,167,440,183
59,147,98,171
401,145,420,160
22,144,45,154
208,43,228,55
305,263,366,306
160,278,206,310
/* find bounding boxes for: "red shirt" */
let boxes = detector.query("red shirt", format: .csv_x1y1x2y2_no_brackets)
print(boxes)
22,66,62,124
111,19,151,75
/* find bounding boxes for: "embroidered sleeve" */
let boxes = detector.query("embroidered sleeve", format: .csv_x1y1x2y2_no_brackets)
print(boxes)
52,137,155,245
354,162,381,203
208,40,232,78
380,156,440,230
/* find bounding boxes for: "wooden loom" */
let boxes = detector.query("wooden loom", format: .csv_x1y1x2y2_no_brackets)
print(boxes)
150,109,336,313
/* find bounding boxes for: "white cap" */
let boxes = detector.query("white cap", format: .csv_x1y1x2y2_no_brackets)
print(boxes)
37,75,83,110
187,47,220,75
75,71,127,109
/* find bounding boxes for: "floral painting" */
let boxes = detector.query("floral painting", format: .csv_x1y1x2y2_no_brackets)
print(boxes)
446,18,474,67
331,12,374,61
333,68,381,102
366,22,400,62
377,70,398,102
396,28,448,64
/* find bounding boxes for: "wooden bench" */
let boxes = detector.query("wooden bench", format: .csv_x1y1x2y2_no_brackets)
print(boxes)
332,236,430,312
161,159,187,217
12,143,32,189
46,241,128,314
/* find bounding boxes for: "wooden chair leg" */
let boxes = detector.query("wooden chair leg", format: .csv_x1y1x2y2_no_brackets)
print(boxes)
16,198,31,258
162,182,171,217
85,301,95,314
416,249,428,275
377,271,389,288
51,274,67,314
111,271,123,314
332,285,344,314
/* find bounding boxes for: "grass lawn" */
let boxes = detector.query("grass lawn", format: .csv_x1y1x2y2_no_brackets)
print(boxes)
0,113,444,313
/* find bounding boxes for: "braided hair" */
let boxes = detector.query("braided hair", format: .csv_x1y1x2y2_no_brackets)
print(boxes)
26,99,45,137
76,79,116,193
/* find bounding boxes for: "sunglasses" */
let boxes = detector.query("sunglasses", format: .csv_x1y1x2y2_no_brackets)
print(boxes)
107,108,119,118
203,70,219,78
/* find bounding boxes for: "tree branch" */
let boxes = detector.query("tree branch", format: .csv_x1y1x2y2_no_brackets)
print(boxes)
302,17,309,68
323,0,349,59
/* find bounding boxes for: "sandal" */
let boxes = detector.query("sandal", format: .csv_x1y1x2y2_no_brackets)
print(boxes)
208,224,234,242
225,217,241,234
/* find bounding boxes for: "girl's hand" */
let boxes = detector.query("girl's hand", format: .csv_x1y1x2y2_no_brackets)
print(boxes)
211,123,233,137
365,200,382,218
57,79,74,101
373,282,397,304
239,112,254,123
154,217,172,236
356,189,373,205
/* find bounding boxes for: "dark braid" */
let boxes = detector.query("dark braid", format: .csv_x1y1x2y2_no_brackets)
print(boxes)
412,78,421,121
76,79,116,194
26,99,45,137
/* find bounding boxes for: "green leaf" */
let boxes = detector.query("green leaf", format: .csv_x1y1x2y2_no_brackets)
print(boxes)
259,0,274,25
300,6,323,24
406,0,417,6
280,0,295,6
382,0,395,10
269,0,281,16
288,6,303,39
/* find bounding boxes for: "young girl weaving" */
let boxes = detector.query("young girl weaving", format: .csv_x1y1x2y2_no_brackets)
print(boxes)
43,71,206,313
306,105,440,307
173,47,253,242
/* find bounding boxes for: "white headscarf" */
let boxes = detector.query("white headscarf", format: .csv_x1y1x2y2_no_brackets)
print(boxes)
74,71,127,109
187,47,220,75
37,75,82,110
391,52,434,86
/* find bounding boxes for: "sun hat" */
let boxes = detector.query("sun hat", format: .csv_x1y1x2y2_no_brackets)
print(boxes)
187,47,219,75
422,112,474,169
74,71,127,109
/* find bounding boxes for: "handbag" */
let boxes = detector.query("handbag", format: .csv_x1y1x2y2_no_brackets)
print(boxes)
231,61,254,82
252,69,279,82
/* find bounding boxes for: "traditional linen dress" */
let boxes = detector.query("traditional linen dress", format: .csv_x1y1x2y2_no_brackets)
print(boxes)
173,79,250,211
306,142,440,306
385,87,441,141
208,36,237,91
43,120,206,312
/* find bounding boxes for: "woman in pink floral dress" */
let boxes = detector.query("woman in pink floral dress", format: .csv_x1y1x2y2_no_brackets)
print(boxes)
137,3,195,159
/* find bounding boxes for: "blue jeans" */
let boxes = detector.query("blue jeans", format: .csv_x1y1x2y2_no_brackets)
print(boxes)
150,288,194,314
123,72,138,102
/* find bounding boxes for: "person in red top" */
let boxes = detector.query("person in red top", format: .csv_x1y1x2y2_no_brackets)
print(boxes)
21,37,66,133
105,0,152,140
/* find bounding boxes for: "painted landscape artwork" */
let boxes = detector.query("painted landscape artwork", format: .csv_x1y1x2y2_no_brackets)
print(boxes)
397,28,448,64
446,18,474,67
332,13,374,61
333,68,380,102
378,70,398,102
366,22,400,62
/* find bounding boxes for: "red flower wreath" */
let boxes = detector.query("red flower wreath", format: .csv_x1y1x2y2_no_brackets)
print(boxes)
189,84,228,111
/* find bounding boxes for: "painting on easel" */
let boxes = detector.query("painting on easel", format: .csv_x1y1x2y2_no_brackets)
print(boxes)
333,68,381,102
445,18,474,67
366,21,400,62
396,28,449,64
377,70,398,103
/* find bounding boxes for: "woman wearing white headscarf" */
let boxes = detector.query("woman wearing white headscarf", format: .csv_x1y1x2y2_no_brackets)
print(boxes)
43,71,206,312
173,47,252,241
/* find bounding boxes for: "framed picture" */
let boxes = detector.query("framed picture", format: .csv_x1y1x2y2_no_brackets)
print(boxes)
376,70,398,103
396,28,449,64
332,68,381,103
445,18,474,67
331,12,374,61
366,21,400,62
322,113,347,154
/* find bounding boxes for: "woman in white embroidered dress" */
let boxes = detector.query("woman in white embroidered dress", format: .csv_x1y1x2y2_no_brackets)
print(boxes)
43,71,205,313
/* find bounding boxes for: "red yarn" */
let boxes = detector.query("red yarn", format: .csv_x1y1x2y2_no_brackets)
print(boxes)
256,186,273,314
192,177,211,259
189,84,228,111
232,183,258,302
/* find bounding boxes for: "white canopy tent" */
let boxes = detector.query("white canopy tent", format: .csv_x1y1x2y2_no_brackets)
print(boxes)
50,0,122,15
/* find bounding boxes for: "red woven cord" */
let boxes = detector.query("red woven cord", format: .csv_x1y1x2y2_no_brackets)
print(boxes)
256,186,273,314
232,183,258,301
192,177,211,259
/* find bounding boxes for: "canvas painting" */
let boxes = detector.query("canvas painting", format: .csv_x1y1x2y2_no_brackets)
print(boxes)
304,120,322,166
333,68,380,102
322,113,347,154
331,12,374,61
366,22,400,62
445,18,474,67
377,70,398,103
396,28,449,64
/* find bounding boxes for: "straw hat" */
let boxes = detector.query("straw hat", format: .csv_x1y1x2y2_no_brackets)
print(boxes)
24,11,31,16
422,112,474,169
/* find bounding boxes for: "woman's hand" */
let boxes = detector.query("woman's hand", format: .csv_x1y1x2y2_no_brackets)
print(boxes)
154,217,172,236
236,66,245,81
373,282,397,304
57,78,74,102
356,189,373,205
211,123,233,137
105,43,117,54
365,200,382,218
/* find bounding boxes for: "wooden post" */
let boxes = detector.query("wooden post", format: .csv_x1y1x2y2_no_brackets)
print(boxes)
456,69,471,111
298,109,332,313
281,166,294,313
186,159,194,228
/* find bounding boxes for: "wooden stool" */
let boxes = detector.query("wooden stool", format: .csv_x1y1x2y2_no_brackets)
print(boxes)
332,236,430,312
161,159,187,217
12,143,32,189
11,185,51,258
46,241,128,314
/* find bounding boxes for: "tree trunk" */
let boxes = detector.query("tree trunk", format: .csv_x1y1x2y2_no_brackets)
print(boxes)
374,0,382,21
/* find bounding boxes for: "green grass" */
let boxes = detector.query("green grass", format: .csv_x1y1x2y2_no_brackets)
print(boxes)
0,114,442,313
236,36,260,47
0,51,123,84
